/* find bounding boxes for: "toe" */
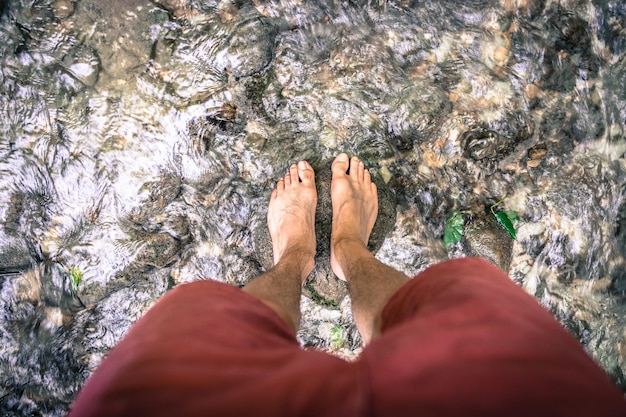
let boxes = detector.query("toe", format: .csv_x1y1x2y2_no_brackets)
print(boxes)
358,160,365,181
364,169,371,183
332,153,350,176
349,156,360,178
289,164,299,185
284,170,292,186
298,160,315,185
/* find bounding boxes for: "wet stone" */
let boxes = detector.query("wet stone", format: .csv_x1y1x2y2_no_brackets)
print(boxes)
461,212,514,273
141,174,182,206
77,268,169,349
613,201,626,297
0,245,32,275
610,263,626,297
62,45,99,87
222,6,277,78
161,31,228,103
188,116,218,154
135,233,182,268
153,0,188,13
0,271,85,414
595,0,626,55
571,97,606,143
547,5,591,55
527,143,548,160
383,82,451,148
135,233,183,269
460,112,533,167
546,58,577,93
124,174,183,232
241,72,279,123
53,0,74,19
253,159,397,306
4,191,24,237
73,0,166,80
461,127,502,161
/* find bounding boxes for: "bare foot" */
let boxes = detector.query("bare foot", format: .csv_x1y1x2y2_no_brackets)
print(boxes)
330,153,378,281
268,161,317,281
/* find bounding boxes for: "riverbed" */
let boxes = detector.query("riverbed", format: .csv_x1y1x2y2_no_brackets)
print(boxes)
0,0,625,414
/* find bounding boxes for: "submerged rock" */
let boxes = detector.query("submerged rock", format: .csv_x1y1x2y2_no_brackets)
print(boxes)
63,45,99,87
462,211,514,273
221,6,277,78
461,127,502,161
384,82,451,149
53,0,74,19
74,0,168,80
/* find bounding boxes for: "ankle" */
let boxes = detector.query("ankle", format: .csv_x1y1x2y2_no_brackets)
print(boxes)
331,238,372,278
332,236,368,254
275,249,315,280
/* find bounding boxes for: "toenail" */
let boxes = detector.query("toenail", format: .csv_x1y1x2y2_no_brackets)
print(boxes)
298,161,307,169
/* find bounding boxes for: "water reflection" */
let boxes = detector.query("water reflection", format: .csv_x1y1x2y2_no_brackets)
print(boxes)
0,0,625,414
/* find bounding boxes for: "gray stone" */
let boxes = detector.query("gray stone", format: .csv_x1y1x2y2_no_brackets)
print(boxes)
63,45,100,87
74,0,165,79
222,6,277,78
462,212,513,273
384,82,451,149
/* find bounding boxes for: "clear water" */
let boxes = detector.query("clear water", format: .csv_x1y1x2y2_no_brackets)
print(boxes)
0,0,625,414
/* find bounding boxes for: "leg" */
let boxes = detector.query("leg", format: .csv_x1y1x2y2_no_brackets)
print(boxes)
69,160,362,417
243,161,317,331
361,258,626,416
329,153,409,343
69,281,361,417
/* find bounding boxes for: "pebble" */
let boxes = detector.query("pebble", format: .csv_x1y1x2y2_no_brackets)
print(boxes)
54,0,75,19
524,83,539,99
418,165,432,176
527,158,541,168
421,147,445,168
16,269,42,302
516,222,546,241
43,307,65,331
528,144,548,160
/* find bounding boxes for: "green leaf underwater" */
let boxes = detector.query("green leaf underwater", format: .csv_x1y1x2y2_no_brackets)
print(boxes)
493,210,518,240
444,210,464,249
70,267,84,292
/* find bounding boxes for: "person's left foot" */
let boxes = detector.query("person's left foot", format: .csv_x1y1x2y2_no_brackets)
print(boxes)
268,161,317,281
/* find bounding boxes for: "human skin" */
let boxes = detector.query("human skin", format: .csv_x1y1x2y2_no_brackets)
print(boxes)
243,153,409,343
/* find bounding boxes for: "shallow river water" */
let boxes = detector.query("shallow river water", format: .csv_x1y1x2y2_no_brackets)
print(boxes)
0,0,625,414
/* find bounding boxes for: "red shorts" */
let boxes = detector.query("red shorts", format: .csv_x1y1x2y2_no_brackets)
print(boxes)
68,258,626,416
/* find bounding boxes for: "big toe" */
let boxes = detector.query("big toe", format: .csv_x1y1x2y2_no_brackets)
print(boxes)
332,153,350,176
297,161,315,185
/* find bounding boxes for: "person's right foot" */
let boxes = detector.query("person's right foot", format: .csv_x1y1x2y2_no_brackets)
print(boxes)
330,153,378,281
267,161,317,282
